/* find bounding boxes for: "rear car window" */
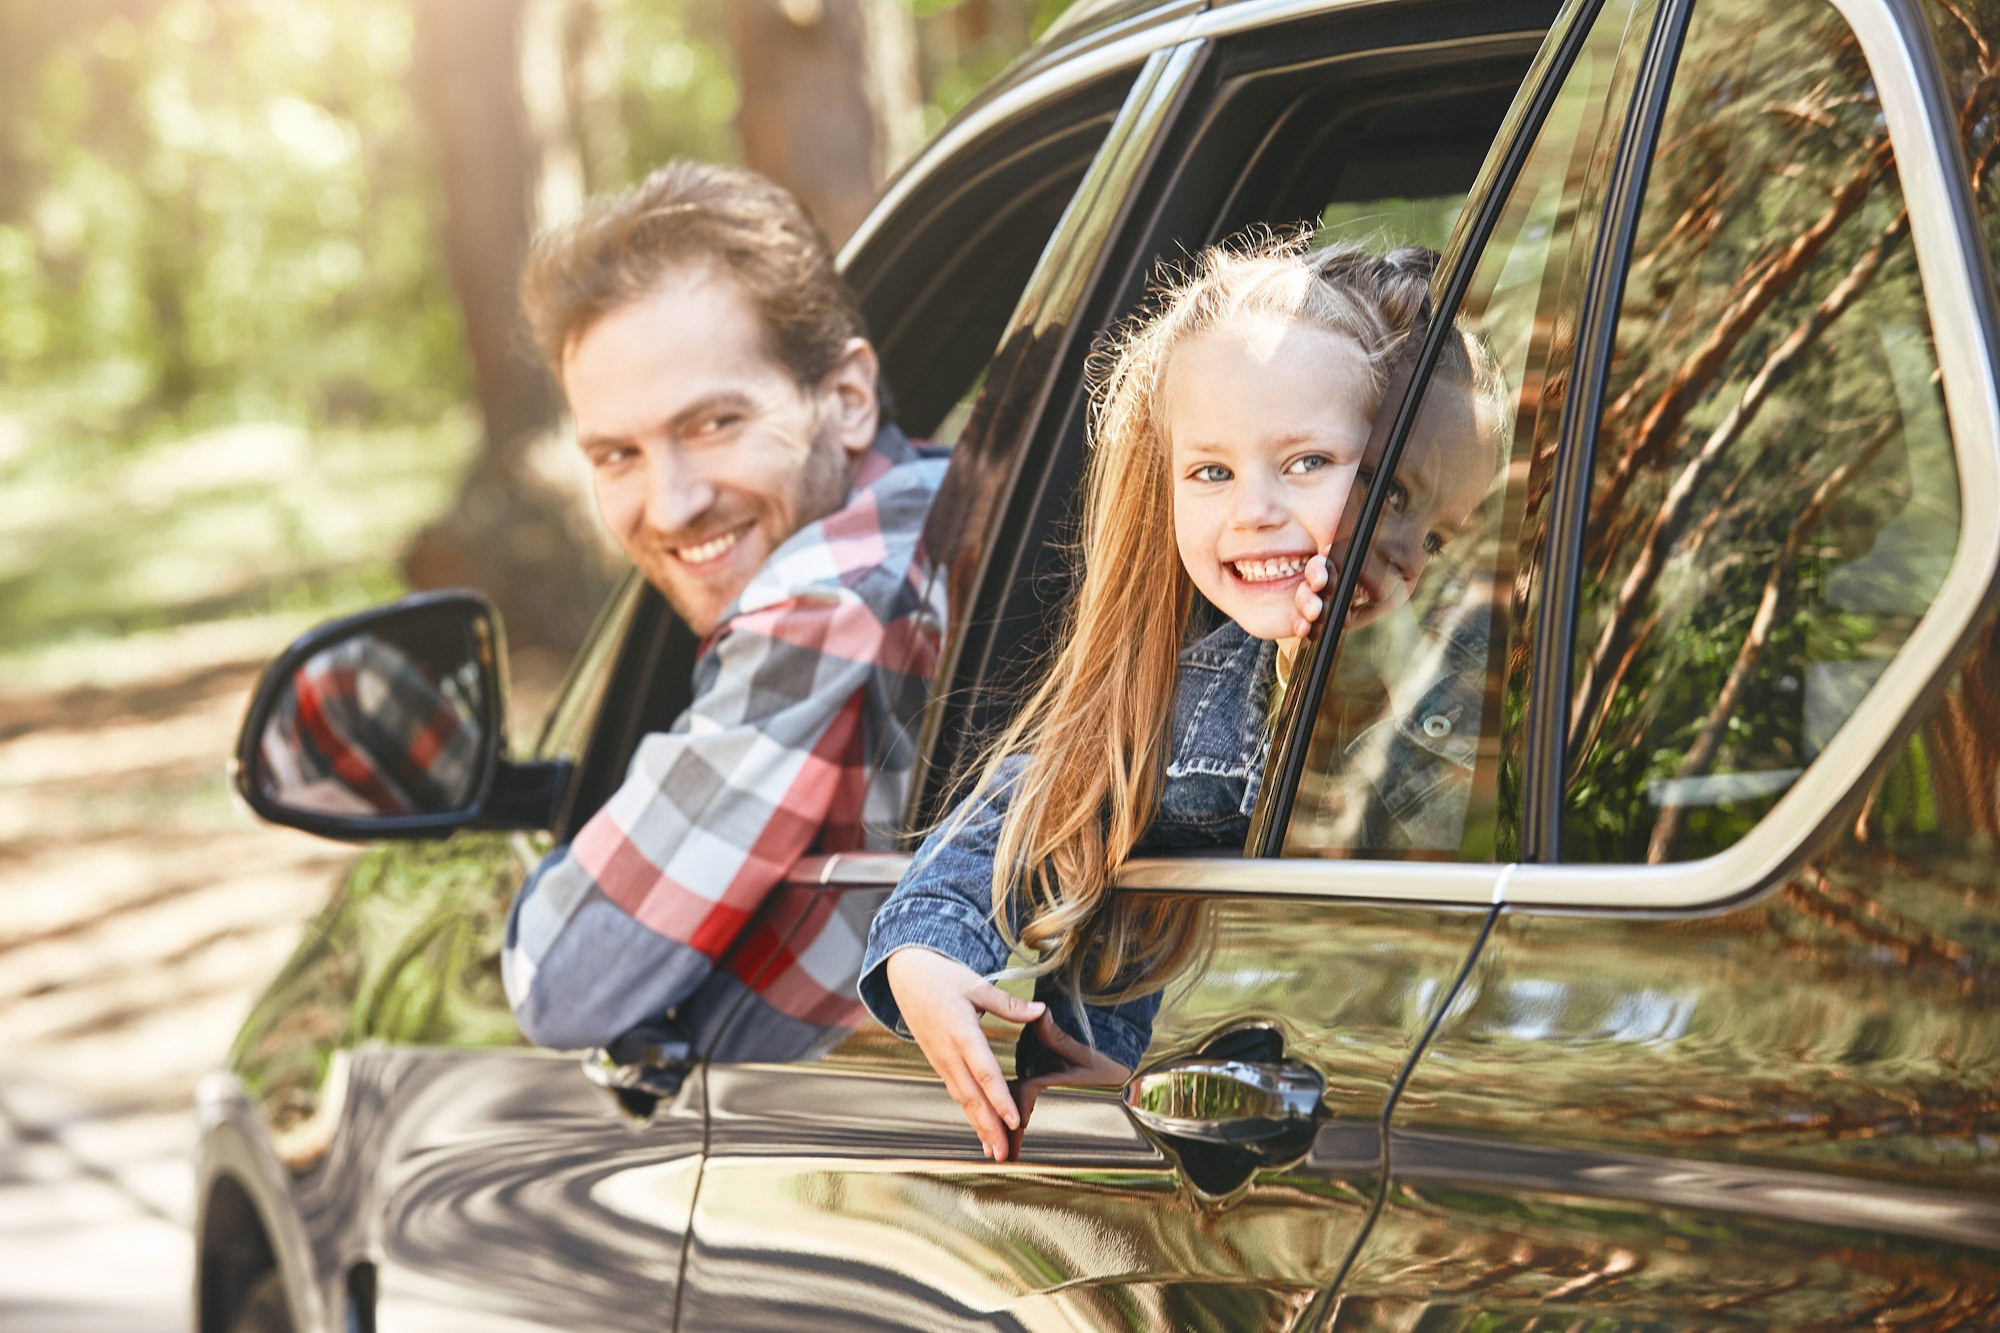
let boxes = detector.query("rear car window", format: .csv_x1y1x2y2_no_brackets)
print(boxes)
1561,0,1963,864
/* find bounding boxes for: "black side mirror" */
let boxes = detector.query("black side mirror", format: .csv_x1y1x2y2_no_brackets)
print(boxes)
232,590,565,840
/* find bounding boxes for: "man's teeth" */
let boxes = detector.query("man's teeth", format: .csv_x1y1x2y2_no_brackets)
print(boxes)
1232,556,1307,582
676,529,743,564
1352,585,1375,607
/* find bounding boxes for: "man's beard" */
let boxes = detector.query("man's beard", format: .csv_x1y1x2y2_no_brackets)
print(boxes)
645,411,857,632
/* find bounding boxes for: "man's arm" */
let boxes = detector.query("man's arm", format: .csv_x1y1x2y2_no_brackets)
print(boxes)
503,587,886,1050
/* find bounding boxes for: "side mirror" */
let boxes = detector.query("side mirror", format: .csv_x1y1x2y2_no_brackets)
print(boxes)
232,590,565,840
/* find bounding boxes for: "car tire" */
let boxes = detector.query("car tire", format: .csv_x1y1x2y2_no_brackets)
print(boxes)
228,1272,293,1333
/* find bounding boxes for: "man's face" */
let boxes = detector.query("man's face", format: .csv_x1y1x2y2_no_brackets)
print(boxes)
562,264,878,634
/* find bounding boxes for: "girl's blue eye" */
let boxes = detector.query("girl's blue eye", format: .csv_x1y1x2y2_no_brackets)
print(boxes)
1192,463,1232,483
1287,453,1333,475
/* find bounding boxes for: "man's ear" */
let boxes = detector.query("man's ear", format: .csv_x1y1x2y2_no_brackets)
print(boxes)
820,337,881,458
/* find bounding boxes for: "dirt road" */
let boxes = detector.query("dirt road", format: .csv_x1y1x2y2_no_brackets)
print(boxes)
0,647,350,1331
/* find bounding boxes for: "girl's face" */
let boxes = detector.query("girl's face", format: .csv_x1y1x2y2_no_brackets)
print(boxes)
1325,384,1491,631
1166,318,1374,642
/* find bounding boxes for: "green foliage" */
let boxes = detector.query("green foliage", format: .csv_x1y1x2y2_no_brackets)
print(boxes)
0,0,1074,671
0,0,465,433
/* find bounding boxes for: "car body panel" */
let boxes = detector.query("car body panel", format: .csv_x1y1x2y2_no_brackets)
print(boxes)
679,871,1496,1329
1340,651,2000,1323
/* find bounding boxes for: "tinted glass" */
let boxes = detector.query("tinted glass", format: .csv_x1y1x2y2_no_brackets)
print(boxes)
1563,0,1962,863
1284,0,1654,861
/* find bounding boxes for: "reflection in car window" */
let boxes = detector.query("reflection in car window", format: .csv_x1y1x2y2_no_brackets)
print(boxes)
1563,0,1962,864
1316,194,1465,256
1284,0,1652,863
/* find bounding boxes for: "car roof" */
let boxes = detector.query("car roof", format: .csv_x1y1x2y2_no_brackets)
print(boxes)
846,0,1445,264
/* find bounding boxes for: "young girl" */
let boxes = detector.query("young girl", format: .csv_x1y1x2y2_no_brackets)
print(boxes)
859,238,1464,1161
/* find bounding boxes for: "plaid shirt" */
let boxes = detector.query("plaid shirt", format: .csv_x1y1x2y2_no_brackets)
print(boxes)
260,635,481,816
503,426,947,1059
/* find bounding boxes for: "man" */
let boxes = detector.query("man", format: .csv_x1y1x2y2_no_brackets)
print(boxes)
502,160,947,1059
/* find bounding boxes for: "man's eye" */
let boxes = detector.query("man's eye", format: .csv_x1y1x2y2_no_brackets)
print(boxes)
593,446,636,469
695,414,742,437
1191,463,1232,483
1385,479,1411,512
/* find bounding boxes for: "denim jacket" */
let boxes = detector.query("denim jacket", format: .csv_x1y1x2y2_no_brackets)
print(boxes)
857,622,1273,1074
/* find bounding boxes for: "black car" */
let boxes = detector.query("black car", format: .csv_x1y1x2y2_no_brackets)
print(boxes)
199,0,2000,1327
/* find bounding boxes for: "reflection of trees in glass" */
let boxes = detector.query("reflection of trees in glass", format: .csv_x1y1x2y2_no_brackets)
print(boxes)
1563,0,1965,863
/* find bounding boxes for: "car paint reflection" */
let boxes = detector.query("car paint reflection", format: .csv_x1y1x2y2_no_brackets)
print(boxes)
1337,625,2000,1325
676,897,1489,1326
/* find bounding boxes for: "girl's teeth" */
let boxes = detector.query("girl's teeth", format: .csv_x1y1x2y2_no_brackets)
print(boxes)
1233,557,1306,582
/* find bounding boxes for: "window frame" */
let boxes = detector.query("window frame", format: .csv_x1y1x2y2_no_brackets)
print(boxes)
1246,0,1625,858
914,0,1561,828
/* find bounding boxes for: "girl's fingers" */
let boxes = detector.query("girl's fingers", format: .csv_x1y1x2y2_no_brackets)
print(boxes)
1304,554,1330,589
942,1063,1010,1159
966,982,1046,1026
963,1037,1022,1134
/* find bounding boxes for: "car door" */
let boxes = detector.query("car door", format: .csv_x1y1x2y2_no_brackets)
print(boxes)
1322,0,2000,1325
675,4,1569,1328
205,66,1136,1333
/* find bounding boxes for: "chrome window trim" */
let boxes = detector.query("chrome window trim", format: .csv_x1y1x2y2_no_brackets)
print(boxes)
1119,855,1507,905
793,850,1507,908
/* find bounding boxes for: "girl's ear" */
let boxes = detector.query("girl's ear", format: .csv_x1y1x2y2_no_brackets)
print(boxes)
820,337,882,458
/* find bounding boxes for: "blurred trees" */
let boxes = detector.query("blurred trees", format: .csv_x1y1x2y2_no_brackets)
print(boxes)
0,0,1073,664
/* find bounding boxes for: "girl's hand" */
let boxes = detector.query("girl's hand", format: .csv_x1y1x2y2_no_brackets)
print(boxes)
1292,554,1331,640
1005,1012,1134,1160
885,947,1045,1160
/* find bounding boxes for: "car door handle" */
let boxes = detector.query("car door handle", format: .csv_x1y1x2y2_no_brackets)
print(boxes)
1122,1056,1324,1151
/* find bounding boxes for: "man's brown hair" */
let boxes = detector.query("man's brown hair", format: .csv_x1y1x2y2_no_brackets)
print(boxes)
520,159,866,386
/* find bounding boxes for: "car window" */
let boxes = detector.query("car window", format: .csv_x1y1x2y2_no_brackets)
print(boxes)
925,11,1554,815
1281,0,1655,862
1202,17,1546,256
1560,0,1963,864
847,72,1135,445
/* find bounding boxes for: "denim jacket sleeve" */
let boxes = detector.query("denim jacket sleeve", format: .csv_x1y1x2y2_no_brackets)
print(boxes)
857,757,1161,1073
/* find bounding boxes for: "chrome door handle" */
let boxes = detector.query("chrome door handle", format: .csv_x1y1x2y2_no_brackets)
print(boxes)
581,1018,694,1119
1123,1057,1324,1150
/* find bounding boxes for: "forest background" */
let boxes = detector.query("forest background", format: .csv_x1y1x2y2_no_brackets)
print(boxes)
0,3,1069,1327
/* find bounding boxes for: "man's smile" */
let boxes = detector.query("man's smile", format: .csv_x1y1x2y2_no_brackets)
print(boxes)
670,522,755,570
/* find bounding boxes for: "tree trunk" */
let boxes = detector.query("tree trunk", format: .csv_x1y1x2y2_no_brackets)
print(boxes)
403,0,612,662
726,0,921,244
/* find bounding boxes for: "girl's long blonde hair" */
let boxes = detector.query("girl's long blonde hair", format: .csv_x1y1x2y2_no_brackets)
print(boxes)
965,234,1449,1005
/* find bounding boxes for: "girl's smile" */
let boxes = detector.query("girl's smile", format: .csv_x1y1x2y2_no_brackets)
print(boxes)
1166,317,1375,642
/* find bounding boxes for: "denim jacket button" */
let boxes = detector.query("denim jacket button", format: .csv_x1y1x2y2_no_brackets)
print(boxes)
1421,713,1453,739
